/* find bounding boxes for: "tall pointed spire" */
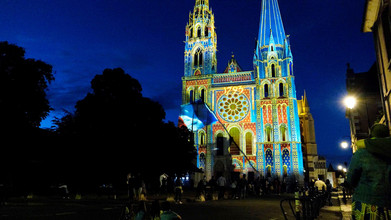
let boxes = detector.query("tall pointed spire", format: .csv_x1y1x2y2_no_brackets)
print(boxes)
257,0,286,49
195,0,209,7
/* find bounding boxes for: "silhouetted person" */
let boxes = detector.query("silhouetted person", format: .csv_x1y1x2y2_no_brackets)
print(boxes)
325,179,332,206
174,177,183,204
217,175,226,199
238,174,248,199
127,173,136,201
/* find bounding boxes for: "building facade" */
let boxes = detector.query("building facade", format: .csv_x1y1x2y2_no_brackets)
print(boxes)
181,0,304,182
297,92,327,182
345,64,383,152
362,0,391,135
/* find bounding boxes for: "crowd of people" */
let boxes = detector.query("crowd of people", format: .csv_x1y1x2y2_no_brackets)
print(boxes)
193,173,300,201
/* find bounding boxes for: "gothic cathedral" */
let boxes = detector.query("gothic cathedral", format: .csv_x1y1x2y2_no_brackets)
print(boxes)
181,0,304,182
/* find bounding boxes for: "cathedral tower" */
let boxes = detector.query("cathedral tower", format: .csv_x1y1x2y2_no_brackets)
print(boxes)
253,0,304,181
184,0,217,78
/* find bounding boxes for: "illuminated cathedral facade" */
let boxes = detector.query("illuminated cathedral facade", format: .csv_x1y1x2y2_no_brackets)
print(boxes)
181,0,304,182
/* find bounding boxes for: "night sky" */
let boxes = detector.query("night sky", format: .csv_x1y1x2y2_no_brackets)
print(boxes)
0,0,375,168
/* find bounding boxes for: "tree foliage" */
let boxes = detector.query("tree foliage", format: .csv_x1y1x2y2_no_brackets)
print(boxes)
0,41,54,132
55,68,196,191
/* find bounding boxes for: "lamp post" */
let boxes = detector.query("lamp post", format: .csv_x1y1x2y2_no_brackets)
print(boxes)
340,141,349,149
343,96,357,110
343,95,372,153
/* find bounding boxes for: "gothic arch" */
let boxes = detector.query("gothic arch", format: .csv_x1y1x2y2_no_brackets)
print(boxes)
244,129,255,155
264,123,273,142
187,86,195,103
198,86,207,103
198,129,206,145
261,80,272,98
279,123,288,142
215,131,227,156
193,47,204,67
275,78,287,97
228,126,241,155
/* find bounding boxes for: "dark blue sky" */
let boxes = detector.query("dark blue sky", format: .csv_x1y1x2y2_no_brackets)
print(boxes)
1,0,374,168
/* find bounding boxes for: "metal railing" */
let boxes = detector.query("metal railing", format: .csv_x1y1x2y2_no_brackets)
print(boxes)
280,188,327,220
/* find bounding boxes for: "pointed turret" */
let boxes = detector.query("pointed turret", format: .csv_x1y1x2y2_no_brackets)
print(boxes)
255,0,288,61
224,54,243,73
258,0,285,48
195,0,209,7
301,90,310,114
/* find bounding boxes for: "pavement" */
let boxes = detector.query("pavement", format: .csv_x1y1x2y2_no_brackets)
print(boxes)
320,190,352,220
0,189,352,219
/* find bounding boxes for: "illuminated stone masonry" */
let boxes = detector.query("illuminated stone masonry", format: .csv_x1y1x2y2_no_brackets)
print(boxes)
180,0,304,183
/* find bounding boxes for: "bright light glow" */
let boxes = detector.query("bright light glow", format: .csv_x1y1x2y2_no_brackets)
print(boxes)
337,165,343,170
342,168,347,172
343,96,357,109
340,141,349,149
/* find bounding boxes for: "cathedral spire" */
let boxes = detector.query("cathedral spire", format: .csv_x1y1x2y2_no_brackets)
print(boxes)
256,0,286,57
195,0,209,7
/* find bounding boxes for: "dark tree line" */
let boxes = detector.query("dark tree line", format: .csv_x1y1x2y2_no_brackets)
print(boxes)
0,42,196,195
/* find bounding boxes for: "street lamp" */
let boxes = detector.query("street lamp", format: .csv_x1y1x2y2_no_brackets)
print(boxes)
343,96,357,109
340,141,349,149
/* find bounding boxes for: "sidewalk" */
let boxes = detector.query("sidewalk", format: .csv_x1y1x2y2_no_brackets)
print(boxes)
319,190,351,220
338,191,352,220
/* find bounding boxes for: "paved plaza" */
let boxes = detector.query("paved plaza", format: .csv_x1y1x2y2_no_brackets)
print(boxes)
0,190,348,219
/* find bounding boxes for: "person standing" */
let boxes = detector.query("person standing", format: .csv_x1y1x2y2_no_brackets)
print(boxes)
325,179,333,206
126,173,135,202
216,175,226,200
314,177,326,192
174,176,183,204
238,174,248,199
347,123,391,220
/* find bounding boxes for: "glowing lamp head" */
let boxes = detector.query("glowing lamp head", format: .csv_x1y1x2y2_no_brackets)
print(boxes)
343,96,357,109
340,141,349,149
337,165,343,170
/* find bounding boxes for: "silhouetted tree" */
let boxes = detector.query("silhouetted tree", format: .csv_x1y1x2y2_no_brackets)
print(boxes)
55,68,168,190
0,41,54,196
0,41,54,133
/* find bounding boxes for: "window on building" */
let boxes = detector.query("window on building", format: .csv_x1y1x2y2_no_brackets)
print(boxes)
289,62,293,75
194,48,203,67
271,64,276,77
200,132,205,145
264,84,269,98
197,26,202,38
280,125,286,142
245,132,253,155
279,83,284,97
205,27,209,37
189,90,194,103
265,126,272,142
200,89,205,103
216,134,224,156
229,127,240,155
190,28,193,38
271,45,274,51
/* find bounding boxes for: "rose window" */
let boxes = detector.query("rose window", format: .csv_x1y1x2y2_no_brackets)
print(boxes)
217,93,249,122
